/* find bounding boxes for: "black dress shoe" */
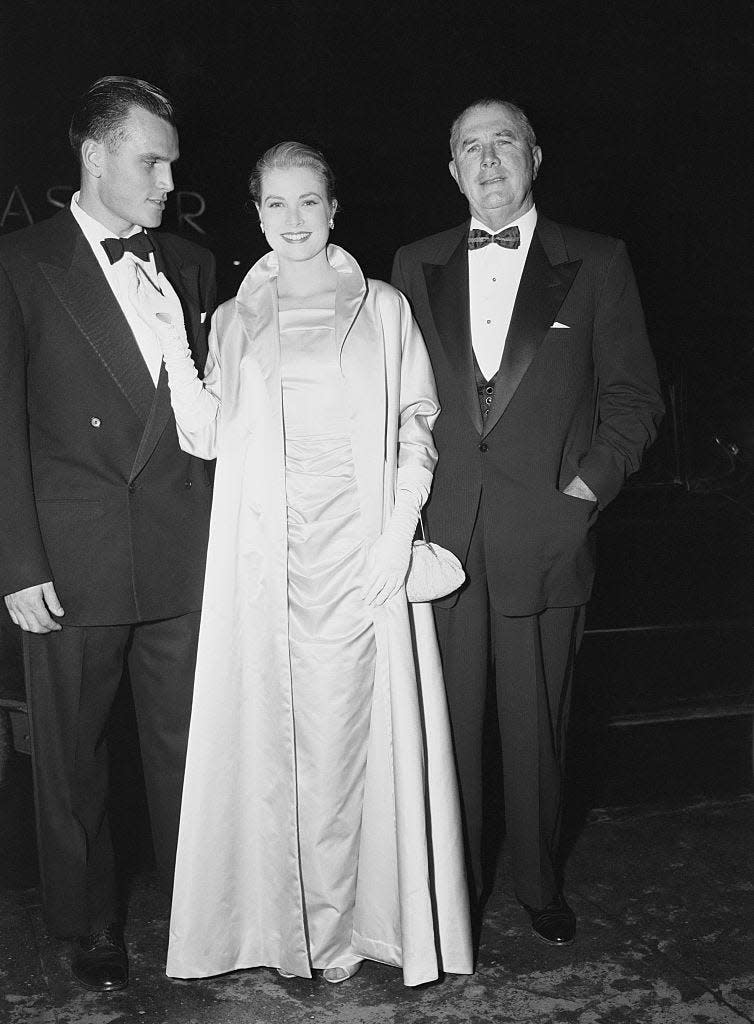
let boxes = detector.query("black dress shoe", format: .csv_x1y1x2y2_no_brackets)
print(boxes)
523,894,576,946
71,924,128,991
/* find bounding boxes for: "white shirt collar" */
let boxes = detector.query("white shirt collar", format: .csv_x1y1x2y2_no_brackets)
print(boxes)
469,204,538,248
70,191,144,246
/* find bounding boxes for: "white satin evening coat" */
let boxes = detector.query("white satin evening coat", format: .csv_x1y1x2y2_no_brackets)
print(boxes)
166,245,473,984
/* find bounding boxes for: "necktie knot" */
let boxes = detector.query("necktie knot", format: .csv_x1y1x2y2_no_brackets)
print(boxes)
101,233,155,265
468,225,521,251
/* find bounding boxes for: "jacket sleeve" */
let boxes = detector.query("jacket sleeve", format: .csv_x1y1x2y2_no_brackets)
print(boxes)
394,289,440,507
577,240,665,506
0,259,53,595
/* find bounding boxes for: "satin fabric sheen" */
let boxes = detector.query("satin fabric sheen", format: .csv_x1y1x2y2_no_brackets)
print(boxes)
281,308,375,968
166,246,472,984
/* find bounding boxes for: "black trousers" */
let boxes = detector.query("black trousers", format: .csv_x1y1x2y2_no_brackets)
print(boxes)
434,512,584,911
23,612,200,937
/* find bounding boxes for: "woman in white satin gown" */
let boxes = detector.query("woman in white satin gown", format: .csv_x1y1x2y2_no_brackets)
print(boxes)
137,143,472,985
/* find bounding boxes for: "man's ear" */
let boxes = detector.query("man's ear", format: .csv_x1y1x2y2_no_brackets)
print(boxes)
81,139,104,180
449,159,461,191
531,146,543,182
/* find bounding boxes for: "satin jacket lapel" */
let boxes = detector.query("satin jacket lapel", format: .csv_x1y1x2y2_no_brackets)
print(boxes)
236,276,281,413
234,245,370,418
335,251,385,529
39,230,154,424
422,229,482,433
483,230,582,438
333,249,367,360
129,238,198,481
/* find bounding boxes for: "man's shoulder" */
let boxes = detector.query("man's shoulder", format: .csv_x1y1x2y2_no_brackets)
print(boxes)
394,222,468,263
153,230,215,269
0,209,75,264
537,215,624,260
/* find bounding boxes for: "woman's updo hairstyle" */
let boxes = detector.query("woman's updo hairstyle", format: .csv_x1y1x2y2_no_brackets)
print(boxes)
248,141,337,211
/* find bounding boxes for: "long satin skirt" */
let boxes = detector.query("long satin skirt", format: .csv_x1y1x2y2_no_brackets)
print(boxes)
282,313,376,969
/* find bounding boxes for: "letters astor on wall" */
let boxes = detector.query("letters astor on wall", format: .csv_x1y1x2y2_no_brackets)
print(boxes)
1,185,207,234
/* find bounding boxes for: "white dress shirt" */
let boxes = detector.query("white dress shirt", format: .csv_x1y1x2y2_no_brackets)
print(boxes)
70,193,163,385
468,205,538,381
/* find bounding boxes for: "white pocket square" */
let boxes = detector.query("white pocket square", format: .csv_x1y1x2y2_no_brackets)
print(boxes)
200,312,207,323
551,321,570,329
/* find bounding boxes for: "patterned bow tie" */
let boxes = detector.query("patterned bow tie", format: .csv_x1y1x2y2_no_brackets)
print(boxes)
101,233,155,264
467,225,521,251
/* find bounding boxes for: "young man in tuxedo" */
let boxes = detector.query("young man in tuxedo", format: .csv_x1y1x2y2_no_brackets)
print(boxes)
0,76,216,990
392,99,664,946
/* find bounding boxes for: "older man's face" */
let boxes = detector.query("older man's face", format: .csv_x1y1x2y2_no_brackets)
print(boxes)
449,103,542,231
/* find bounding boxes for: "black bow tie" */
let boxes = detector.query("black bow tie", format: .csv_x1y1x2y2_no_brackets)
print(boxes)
468,225,521,251
101,233,155,264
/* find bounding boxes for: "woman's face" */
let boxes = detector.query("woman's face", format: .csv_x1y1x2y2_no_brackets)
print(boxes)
256,165,334,265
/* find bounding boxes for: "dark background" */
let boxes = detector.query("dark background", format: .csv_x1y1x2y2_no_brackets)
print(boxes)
2,0,752,354
3,0,753,487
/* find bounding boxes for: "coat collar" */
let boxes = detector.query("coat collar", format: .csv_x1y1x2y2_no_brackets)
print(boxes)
234,244,368,387
422,224,482,432
233,244,385,543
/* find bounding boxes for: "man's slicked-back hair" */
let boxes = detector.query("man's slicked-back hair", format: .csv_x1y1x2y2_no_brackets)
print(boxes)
449,98,537,157
69,76,176,163
248,141,337,209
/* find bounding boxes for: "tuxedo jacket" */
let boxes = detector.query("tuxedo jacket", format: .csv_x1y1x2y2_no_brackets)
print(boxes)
392,215,664,615
0,209,216,626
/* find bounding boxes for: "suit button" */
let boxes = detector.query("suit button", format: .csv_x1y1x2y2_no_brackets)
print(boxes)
90,417,101,428
479,442,488,453
128,483,136,493
184,480,192,489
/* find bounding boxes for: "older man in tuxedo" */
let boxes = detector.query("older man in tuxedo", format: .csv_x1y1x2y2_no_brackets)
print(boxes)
0,77,215,990
392,99,663,945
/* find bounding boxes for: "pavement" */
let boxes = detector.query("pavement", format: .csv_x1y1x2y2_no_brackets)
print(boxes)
2,755,753,1024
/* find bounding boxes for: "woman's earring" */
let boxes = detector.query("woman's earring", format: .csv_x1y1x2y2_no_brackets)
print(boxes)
259,222,265,233
329,218,334,229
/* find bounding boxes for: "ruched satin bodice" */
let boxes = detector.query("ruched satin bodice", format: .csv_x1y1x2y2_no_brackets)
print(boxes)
281,307,367,648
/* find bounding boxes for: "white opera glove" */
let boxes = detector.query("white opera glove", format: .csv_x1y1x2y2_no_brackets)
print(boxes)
129,266,185,345
128,267,209,420
362,485,422,607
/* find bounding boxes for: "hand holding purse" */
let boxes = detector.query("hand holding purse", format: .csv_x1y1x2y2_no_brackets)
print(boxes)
405,518,465,603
